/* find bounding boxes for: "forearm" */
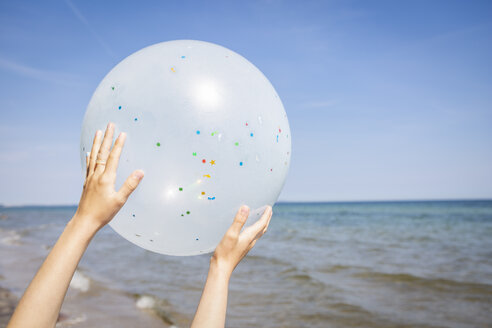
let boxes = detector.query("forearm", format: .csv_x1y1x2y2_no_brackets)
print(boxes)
8,215,98,328
191,261,231,328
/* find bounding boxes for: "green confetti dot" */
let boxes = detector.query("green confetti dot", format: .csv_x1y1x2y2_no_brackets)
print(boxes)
179,187,183,191
235,142,239,146
156,142,161,147
192,152,197,156
186,211,190,215
111,86,114,90
181,214,184,217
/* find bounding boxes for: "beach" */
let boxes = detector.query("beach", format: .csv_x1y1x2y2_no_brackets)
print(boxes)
1,201,491,327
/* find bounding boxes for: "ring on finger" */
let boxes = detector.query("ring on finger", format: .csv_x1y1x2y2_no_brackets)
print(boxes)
96,160,106,165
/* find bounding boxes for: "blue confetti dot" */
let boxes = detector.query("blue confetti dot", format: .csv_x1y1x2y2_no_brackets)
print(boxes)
132,214,135,218
118,106,122,110
250,133,254,137
134,118,138,121
276,135,279,142
239,162,243,166
196,130,200,135
196,238,199,241
181,55,186,59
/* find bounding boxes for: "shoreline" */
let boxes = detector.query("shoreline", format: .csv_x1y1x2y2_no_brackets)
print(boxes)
0,285,17,327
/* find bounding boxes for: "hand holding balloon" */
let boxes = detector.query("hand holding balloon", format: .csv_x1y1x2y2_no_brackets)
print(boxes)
212,205,273,276
191,205,272,328
8,123,145,328
74,122,144,232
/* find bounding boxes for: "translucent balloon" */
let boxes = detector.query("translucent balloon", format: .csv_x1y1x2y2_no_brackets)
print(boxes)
80,40,291,256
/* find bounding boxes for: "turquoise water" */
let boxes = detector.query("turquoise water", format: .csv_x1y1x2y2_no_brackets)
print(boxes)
1,201,491,327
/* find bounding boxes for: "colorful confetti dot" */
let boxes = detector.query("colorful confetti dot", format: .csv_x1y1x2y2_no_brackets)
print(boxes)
211,131,217,136
118,106,122,110
245,122,248,126
192,152,197,156
132,214,135,218
196,130,200,135
134,118,138,121
279,128,282,133
203,174,211,178
156,142,161,147
171,67,176,72
235,142,239,146
202,159,206,163
196,238,199,241
208,196,216,200
181,214,184,217
276,135,279,142
239,162,243,166
250,133,254,137
201,191,205,195
186,211,190,215
111,86,115,90
210,160,216,165
181,55,186,58
179,187,183,191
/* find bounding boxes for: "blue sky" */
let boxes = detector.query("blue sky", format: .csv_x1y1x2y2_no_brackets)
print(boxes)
0,0,491,205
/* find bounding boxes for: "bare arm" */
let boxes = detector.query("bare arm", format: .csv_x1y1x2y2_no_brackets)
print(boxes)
191,205,273,328
8,123,144,328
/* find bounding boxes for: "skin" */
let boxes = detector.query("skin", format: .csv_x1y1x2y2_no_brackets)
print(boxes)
7,122,272,328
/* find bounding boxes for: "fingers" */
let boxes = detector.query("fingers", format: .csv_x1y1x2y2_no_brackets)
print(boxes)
94,123,115,175
105,132,126,177
229,205,250,235
88,130,103,176
242,206,272,242
118,170,145,201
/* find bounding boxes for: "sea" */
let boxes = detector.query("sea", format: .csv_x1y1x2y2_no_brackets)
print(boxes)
1,200,491,328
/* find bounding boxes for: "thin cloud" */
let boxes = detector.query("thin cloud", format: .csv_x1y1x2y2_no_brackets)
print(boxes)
64,0,115,59
302,100,338,109
0,56,80,85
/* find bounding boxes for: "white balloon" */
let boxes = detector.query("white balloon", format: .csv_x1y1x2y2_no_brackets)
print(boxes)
80,40,291,256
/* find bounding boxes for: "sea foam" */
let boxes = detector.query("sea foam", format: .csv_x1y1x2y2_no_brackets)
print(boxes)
69,270,90,292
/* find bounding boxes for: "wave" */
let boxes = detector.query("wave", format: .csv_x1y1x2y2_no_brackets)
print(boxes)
133,294,177,326
0,229,23,246
279,267,325,288
69,270,91,292
353,271,492,294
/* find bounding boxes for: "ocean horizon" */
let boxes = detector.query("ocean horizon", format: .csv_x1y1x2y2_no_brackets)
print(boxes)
2,198,492,208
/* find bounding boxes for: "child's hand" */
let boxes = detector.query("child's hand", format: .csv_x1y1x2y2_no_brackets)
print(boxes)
74,122,144,232
211,205,273,277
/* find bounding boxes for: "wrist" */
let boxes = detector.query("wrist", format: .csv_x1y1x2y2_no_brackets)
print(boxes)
68,214,100,240
209,257,232,282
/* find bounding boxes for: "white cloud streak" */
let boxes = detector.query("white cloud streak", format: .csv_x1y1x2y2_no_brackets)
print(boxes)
302,100,338,109
64,0,115,59
0,56,80,85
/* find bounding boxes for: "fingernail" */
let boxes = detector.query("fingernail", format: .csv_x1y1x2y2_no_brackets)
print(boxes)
119,132,127,140
95,130,101,137
240,205,250,215
86,152,90,158
133,170,144,180
108,122,113,129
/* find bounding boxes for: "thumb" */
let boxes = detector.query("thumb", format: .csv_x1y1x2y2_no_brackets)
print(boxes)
118,170,144,200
